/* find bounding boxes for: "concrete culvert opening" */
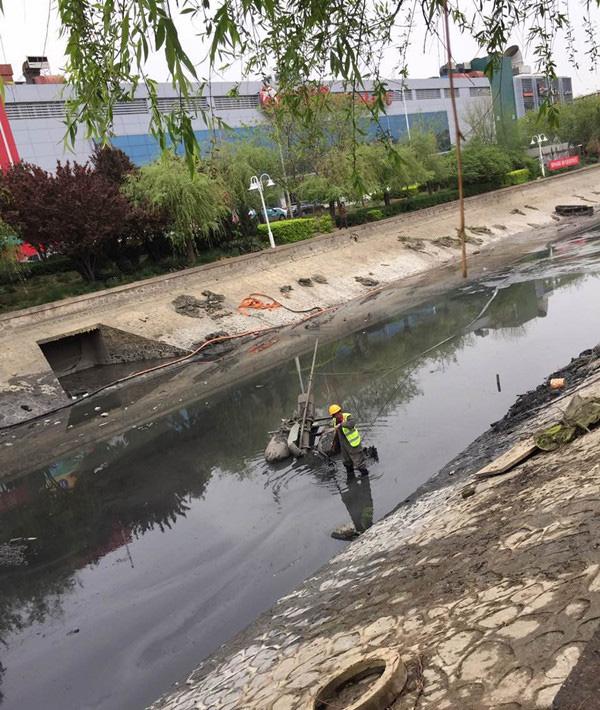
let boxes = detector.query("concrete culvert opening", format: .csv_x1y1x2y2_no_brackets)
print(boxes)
38,324,189,396
312,650,407,710
38,328,109,380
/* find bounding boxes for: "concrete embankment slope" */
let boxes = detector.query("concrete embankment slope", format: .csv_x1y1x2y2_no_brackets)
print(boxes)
1,166,600,425
150,350,600,710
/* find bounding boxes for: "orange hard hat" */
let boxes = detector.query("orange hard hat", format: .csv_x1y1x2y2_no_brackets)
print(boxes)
328,404,342,415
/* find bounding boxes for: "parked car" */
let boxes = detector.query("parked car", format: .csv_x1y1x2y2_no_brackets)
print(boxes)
291,202,324,217
265,207,287,221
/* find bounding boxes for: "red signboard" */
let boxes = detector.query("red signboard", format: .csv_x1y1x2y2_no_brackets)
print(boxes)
0,97,20,170
548,155,580,171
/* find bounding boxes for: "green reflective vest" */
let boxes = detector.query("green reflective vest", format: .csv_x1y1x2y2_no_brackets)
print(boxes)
332,412,362,447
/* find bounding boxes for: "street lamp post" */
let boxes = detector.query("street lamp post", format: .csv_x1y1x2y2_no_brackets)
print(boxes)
531,133,548,177
401,82,411,141
249,173,276,248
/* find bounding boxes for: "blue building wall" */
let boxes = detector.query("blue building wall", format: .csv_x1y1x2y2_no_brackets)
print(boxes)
112,111,451,166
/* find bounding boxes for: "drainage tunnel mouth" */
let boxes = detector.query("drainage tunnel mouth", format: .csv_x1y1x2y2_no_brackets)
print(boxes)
37,324,188,396
38,328,109,380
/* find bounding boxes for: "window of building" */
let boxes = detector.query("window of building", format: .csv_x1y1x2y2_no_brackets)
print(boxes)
415,88,441,100
520,77,534,97
5,101,66,120
536,78,550,97
390,88,412,101
469,86,491,97
444,87,459,98
113,99,149,115
212,94,260,110
155,96,209,114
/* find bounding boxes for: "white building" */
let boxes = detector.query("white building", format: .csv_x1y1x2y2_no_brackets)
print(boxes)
2,76,492,171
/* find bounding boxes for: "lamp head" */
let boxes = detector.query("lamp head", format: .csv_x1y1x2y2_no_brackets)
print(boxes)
266,178,276,187
248,176,260,192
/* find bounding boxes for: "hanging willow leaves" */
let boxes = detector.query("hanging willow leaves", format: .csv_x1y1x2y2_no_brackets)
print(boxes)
1,0,598,161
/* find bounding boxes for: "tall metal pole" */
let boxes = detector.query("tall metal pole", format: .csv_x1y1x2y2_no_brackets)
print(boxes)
443,0,467,279
258,182,275,249
275,122,293,217
402,83,411,140
538,140,546,177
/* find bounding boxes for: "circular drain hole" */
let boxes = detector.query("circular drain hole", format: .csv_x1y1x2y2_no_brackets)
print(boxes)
312,649,407,710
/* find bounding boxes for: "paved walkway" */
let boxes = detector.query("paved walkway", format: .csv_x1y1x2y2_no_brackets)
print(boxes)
150,375,600,709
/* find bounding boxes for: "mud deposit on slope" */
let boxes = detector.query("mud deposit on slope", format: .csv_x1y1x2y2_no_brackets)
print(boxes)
408,343,600,504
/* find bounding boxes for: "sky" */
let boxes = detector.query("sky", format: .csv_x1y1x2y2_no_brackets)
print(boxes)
1,0,600,96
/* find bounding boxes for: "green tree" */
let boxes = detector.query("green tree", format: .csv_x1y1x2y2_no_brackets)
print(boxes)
0,219,19,281
359,142,433,202
124,153,227,262
296,141,379,211
451,142,513,186
265,91,370,201
520,95,600,157
210,140,279,236
405,132,451,191
462,99,496,144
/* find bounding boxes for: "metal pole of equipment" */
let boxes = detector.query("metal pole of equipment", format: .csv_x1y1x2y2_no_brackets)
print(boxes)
295,356,304,393
298,339,319,449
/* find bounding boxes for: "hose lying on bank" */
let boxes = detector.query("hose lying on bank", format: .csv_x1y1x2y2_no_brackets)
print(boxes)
238,292,323,315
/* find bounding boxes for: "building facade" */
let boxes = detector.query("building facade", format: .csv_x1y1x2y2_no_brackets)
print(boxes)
513,75,573,117
441,46,573,143
1,76,491,172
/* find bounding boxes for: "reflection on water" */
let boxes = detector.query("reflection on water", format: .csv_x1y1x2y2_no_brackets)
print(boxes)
340,473,374,533
2,232,600,709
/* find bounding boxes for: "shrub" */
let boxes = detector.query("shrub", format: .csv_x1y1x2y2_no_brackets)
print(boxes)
456,143,513,186
257,215,333,244
335,183,498,228
366,209,384,222
504,168,530,186
317,214,334,233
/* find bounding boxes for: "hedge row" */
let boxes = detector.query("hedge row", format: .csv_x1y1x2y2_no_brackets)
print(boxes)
504,168,530,186
257,215,334,244
336,183,499,228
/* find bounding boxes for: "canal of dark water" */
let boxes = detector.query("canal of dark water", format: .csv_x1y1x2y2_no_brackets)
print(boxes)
2,231,600,709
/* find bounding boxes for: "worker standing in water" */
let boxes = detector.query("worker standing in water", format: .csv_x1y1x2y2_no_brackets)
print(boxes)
328,404,369,476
